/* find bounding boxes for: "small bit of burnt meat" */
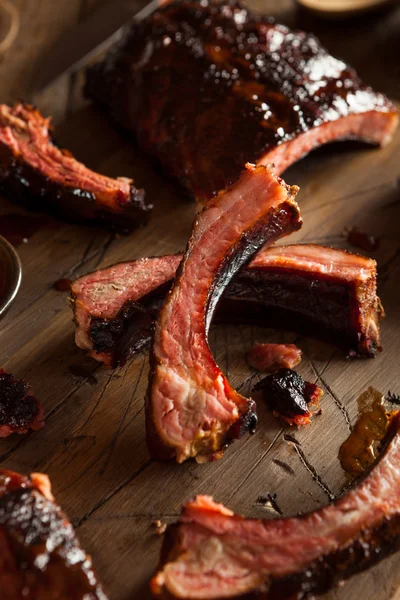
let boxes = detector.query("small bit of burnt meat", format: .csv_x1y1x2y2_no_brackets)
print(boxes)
151,412,400,599
0,369,44,437
147,164,301,463
254,368,322,426
0,470,108,599
85,0,398,203
247,343,302,373
71,244,383,368
0,104,151,232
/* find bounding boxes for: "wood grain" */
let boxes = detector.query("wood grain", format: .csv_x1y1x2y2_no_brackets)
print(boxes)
0,1,399,599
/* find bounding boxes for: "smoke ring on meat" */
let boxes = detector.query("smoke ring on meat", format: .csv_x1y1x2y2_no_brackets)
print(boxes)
70,244,383,368
146,164,302,464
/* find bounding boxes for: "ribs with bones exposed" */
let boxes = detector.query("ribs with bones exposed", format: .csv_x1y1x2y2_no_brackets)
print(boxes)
85,0,398,203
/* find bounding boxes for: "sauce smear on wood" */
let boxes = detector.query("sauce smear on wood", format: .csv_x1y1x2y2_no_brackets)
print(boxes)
339,387,390,476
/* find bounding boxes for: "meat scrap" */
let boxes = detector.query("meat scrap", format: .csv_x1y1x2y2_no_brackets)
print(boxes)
71,244,383,367
0,104,151,232
151,412,400,599
85,0,398,204
346,226,380,252
0,470,108,599
247,343,302,373
147,164,301,463
0,369,44,437
254,368,323,426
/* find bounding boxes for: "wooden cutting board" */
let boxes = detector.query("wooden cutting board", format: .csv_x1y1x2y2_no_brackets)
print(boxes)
0,1,399,598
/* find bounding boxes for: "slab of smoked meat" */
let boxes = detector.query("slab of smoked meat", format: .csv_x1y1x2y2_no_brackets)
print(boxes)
0,369,44,437
146,164,302,463
85,0,398,203
151,412,400,599
0,470,108,599
0,104,151,232
71,244,382,368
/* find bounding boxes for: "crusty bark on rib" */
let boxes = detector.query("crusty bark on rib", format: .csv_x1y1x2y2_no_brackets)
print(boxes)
70,244,383,367
151,412,400,599
146,164,301,463
0,104,151,232
0,470,108,599
85,0,398,203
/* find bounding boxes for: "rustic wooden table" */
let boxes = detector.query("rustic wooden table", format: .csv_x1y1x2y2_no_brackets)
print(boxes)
0,1,399,599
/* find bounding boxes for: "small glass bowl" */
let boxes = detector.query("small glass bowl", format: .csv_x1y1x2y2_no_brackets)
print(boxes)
0,235,22,317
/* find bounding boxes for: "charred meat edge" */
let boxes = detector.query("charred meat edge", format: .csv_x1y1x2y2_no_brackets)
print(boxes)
0,469,108,599
146,164,301,464
85,0,398,203
71,243,382,368
253,367,323,427
0,368,44,437
0,104,151,232
151,412,400,600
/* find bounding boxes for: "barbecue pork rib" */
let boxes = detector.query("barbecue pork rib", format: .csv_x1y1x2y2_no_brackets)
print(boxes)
151,412,400,599
0,104,151,232
0,369,44,437
0,470,108,599
71,244,382,368
85,0,398,203
147,164,301,463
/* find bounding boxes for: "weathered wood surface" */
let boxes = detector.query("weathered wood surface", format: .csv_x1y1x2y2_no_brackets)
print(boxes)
0,1,400,599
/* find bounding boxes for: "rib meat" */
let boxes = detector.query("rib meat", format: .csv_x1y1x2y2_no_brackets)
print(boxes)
151,412,400,599
0,470,108,599
71,244,382,367
85,0,398,203
0,104,151,232
147,164,301,463
0,369,44,437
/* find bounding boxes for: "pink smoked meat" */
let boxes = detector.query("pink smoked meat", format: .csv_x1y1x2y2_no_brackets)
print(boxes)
247,343,302,373
0,369,44,437
0,104,151,232
146,164,302,463
151,412,400,599
71,244,383,367
85,0,398,204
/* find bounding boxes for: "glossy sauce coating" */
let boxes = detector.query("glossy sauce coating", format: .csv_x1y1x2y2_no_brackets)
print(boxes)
0,470,108,599
86,0,396,201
